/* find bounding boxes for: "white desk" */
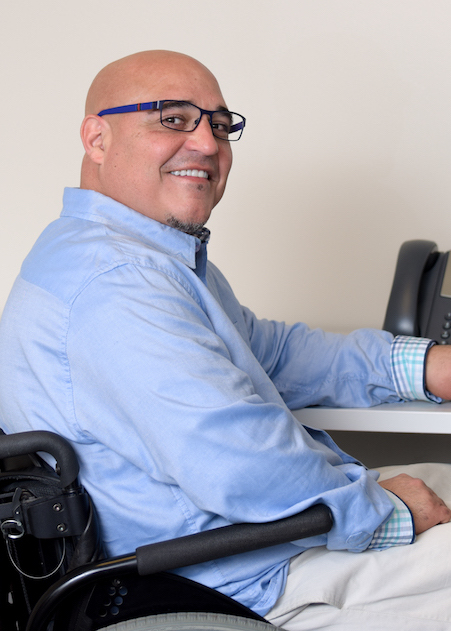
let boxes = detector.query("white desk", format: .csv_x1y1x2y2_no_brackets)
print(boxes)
292,401,451,434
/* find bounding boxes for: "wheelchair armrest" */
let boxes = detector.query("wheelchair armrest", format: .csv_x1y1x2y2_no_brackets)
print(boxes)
136,503,333,575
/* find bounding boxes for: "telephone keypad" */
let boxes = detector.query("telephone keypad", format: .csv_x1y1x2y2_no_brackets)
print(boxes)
440,315,451,343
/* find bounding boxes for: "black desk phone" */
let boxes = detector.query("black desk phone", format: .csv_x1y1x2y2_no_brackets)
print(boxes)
383,240,451,343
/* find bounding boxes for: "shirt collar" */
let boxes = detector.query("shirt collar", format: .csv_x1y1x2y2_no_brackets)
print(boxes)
61,188,209,270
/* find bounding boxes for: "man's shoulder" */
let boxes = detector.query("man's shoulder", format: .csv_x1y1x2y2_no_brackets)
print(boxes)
18,213,192,307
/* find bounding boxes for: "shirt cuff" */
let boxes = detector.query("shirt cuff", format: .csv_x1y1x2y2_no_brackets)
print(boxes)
368,490,415,550
390,335,441,403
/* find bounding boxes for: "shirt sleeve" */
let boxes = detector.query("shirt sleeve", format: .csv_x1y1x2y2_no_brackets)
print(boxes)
390,335,441,402
367,490,415,550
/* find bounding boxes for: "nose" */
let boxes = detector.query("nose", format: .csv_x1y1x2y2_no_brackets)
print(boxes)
184,114,219,155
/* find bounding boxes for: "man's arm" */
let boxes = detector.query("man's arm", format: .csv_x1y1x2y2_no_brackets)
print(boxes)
251,324,451,537
241,308,400,410
381,342,451,533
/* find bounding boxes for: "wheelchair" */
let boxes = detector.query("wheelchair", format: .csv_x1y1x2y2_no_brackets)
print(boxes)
0,430,332,631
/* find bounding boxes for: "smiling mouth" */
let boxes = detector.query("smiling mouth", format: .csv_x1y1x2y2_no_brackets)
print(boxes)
170,169,209,179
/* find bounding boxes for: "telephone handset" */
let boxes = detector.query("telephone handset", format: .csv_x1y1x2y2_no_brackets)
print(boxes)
383,240,451,343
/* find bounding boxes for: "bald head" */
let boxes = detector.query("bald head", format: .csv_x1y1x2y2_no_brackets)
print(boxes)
80,50,233,229
85,50,222,117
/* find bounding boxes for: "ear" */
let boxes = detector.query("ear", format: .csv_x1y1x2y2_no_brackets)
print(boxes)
80,115,109,165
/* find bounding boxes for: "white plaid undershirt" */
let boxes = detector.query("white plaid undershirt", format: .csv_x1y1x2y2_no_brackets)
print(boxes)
368,491,415,549
368,335,439,550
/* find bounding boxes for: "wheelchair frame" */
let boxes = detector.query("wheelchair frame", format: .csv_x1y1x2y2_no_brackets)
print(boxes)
0,430,332,631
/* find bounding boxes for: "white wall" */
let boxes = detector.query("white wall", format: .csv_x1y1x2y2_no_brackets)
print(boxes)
2,0,451,333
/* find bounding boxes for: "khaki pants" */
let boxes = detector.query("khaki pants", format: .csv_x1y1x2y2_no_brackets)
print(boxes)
266,463,451,630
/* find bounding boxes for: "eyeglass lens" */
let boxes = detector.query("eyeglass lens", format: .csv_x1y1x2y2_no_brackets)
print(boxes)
159,101,244,141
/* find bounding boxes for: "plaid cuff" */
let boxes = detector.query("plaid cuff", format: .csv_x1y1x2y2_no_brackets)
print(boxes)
390,335,441,402
368,490,415,550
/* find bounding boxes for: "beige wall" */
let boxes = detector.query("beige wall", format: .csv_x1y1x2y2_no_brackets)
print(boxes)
2,0,451,333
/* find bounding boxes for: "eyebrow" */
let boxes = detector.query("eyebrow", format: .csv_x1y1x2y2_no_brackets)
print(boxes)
164,100,231,112
161,100,192,108
160,100,233,123
210,105,233,124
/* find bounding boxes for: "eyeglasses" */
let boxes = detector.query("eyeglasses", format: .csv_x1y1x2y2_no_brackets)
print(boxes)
97,100,246,142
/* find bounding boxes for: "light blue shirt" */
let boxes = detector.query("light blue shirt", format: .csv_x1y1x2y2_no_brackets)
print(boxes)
0,189,432,615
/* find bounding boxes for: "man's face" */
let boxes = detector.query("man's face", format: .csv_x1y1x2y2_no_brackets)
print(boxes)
93,59,233,228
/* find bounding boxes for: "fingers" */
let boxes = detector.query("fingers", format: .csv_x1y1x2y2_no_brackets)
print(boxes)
435,494,451,524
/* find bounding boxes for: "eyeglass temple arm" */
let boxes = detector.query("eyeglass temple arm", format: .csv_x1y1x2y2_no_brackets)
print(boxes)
97,101,159,117
230,120,245,132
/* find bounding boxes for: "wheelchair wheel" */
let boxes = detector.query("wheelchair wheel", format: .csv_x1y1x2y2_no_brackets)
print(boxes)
99,612,276,631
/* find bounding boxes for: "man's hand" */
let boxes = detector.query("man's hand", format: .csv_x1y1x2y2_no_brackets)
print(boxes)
425,344,451,400
379,474,451,534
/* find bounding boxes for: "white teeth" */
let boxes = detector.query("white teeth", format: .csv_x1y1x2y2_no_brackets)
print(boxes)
171,169,209,179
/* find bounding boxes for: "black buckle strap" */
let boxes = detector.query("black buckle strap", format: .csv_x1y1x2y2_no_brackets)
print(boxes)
0,487,90,539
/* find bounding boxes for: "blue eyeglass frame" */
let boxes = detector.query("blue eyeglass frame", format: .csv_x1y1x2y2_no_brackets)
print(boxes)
97,100,246,141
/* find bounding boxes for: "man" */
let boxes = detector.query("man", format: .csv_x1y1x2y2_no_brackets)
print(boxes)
0,50,451,630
